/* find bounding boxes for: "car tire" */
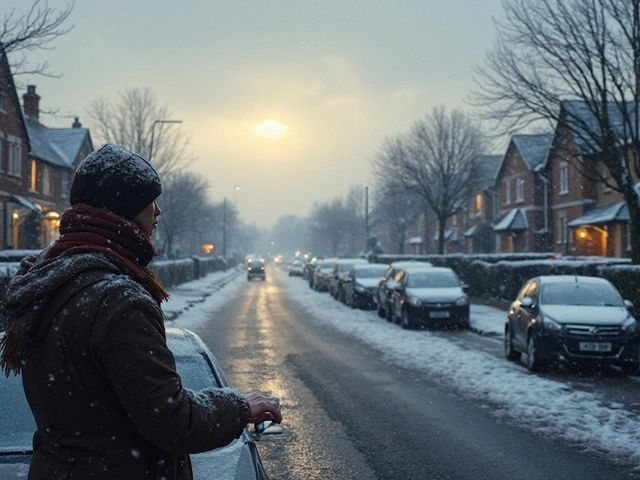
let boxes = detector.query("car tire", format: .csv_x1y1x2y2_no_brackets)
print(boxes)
401,309,412,330
621,362,640,375
504,324,520,362
377,302,385,318
526,334,546,372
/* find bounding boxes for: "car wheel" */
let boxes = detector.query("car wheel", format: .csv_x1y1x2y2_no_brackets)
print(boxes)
504,324,520,362
621,362,640,375
526,334,546,372
401,309,412,329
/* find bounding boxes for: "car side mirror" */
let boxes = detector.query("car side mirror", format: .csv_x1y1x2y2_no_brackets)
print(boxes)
624,299,634,310
521,297,534,308
461,283,469,291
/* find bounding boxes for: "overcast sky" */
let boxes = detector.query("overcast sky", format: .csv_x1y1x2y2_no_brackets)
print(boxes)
5,0,506,229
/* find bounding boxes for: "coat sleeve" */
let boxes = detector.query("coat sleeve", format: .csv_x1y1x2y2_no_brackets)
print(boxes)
92,281,251,454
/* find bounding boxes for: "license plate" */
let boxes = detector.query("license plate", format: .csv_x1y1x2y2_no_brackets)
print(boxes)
579,342,612,352
430,311,450,319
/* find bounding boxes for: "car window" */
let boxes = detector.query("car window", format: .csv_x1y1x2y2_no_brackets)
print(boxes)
517,281,533,301
174,354,220,392
357,266,388,279
405,270,459,288
540,283,624,307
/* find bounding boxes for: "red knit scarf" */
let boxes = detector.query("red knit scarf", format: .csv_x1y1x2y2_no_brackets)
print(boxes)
46,203,169,304
46,203,155,278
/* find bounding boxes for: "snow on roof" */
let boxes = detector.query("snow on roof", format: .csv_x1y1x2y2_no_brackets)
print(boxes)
511,134,553,172
567,201,629,227
406,236,423,244
493,208,528,231
24,116,89,168
432,227,458,242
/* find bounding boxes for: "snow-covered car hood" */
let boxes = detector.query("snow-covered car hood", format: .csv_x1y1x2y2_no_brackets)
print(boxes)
406,287,464,302
356,278,381,288
191,436,260,479
0,459,31,479
541,305,631,325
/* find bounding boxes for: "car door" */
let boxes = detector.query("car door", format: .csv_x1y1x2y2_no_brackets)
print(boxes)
512,281,538,349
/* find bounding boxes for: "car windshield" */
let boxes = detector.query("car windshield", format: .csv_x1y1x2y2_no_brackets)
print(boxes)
540,283,624,307
406,271,459,288
356,266,388,279
0,373,35,452
248,260,264,268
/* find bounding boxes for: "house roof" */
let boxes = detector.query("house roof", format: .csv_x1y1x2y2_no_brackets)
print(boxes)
433,227,457,242
567,201,629,228
495,134,553,182
555,100,640,158
0,44,30,150
493,208,529,231
475,154,502,191
24,115,90,168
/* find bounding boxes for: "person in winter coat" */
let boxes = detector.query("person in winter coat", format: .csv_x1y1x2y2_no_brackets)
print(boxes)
0,144,282,479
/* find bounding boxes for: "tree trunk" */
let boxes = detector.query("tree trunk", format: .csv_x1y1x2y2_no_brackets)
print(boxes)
437,215,447,254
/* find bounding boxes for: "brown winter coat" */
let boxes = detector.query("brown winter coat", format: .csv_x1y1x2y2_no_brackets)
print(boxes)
8,253,250,479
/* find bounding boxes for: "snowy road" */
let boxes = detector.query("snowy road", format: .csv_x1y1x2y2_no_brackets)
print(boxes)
165,265,640,478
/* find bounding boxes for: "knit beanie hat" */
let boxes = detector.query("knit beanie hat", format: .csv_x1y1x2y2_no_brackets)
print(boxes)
70,144,162,219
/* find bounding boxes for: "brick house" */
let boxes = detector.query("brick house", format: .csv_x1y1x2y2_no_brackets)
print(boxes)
0,45,92,249
22,85,93,248
493,134,553,253
548,101,637,258
462,155,502,253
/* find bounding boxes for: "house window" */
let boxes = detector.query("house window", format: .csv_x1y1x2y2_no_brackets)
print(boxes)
7,136,22,177
557,215,567,244
516,178,525,203
475,193,482,216
504,179,511,204
61,171,69,198
30,160,37,191
559,162,569,194
42,165,51,195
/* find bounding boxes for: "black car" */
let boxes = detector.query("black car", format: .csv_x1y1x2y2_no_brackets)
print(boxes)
0,328,273,479
389,266,469,329
376,261,433,320
504,275,640,373
247,258,266,281
344,263,389,309
329,258,368,302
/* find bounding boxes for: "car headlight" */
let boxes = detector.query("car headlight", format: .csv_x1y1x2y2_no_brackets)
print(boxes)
542,316,563,332
355,285,366,293
622,316,638,334
456,295,469,307
407,295,422,307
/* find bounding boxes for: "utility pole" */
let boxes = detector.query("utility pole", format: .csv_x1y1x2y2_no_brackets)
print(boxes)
365,186,369,254
222,198,227,259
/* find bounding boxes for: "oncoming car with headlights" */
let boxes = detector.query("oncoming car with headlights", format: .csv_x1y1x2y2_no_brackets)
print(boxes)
504,275,640,373
389,266,469,330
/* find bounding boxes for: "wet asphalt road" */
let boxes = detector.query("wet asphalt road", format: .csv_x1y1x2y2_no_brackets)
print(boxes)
192,267,640,480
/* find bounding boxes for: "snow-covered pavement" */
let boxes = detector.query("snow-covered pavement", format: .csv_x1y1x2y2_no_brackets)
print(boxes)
165,265,640,470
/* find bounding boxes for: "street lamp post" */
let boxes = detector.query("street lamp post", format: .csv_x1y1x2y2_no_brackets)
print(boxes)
149,119,182,162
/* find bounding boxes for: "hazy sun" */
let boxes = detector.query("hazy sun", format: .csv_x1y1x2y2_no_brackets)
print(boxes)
253,120,288,138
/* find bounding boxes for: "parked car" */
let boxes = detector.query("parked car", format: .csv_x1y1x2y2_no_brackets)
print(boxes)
329,258,369,302
504,275,640,373
312,257,339,292
376,261,433,320
247,258,266,281
288,259,305,277
303,256,320,282
344,263,390,309
0,328,272,479
389,266,469,330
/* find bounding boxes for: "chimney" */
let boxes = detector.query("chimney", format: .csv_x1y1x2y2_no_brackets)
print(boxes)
23,85,40,120
72,117,82,128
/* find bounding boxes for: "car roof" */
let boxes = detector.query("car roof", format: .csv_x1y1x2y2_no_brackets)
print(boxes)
390,261,433,268
535,275,610,285
404,266,453,275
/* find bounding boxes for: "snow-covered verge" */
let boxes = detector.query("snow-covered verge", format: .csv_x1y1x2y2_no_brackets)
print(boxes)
278,269,640,468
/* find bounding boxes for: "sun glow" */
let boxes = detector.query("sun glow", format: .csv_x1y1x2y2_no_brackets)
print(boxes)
253,120,288,138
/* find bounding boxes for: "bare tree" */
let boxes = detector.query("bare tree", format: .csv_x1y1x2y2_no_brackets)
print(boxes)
157,172,209,257
472,0,640,263
309,198,355,256
86,87,190,176
372,106,485,254
0,0,74,80
370,185,424,254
